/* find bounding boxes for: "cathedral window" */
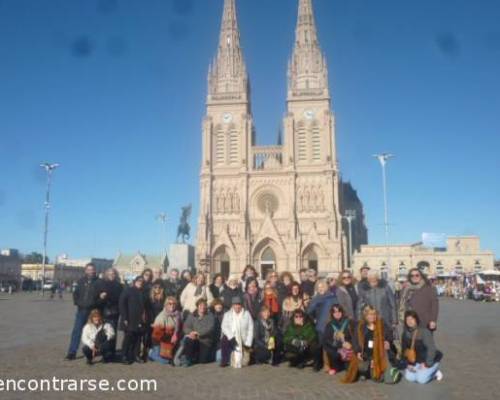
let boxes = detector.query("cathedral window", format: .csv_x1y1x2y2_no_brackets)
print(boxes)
215,125,225,165
296,122,307,162
311,123,321,161
228,125,239,165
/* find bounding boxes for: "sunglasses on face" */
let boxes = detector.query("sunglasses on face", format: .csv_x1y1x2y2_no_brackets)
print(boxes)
342,276,351,280
411,274,421,278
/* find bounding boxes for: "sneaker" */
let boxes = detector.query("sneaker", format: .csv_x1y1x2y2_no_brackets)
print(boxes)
328,369,337,376
435,370,444,381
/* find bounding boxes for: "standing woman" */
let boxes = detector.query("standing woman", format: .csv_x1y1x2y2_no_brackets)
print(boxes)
322,305,354,375
243,278,261,320
240,265,259,292
402,310,443,384
262,282,280,323
119,276,146,365
221,277,243,311
336,271,358,321
277,272,294,306
209,274,225,300
143,279,166,361
343,306,392,383
97,268,123,359
141,269,154,297
180,273,214,317
399,268,439,331
149,296,182,365
281,282,305,331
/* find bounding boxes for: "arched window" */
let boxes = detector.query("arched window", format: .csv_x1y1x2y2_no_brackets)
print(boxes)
474,260,482,272
260,247,276,278
214,247,231,279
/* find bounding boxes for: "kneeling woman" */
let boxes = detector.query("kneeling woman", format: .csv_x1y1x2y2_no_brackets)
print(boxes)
283,310,321,371
253,305,280,365
322,304,354,375
402,310,443,384
81,309,116,364
220,297,254,368
180,298,216,366
343,306,392,383
149,296,182,365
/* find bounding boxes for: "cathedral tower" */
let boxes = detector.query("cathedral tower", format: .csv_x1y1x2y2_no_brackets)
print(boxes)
196,0,345,279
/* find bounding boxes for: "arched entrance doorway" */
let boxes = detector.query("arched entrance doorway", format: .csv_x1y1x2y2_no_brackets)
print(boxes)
302,245,319,271
213,246,231,280
260,247,276,279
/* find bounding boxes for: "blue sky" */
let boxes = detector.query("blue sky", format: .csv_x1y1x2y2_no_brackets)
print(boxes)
0,0,499,260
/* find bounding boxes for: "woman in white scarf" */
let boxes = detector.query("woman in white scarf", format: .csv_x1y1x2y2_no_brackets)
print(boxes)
220,297,254,368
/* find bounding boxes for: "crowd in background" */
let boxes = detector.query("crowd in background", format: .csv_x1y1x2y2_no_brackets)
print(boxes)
433,276,500,302
64,263,444,385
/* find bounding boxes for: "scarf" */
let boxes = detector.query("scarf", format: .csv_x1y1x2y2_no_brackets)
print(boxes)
264,292,280,315
399,280,425,321
194,284,203,297
342,319,388,383
231,309,244,347
260,318,273,344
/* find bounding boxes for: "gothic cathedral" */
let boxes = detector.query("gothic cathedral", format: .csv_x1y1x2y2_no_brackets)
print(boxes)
196,0,346,278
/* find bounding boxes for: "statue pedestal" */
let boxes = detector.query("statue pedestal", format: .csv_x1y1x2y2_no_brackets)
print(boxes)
169,243,195,272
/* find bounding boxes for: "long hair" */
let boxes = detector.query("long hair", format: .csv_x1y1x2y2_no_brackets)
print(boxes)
150,279,165,303
407,268,430,286
87,309,103,325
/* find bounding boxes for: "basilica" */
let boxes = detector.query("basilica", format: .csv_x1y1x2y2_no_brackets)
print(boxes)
196,0,363,278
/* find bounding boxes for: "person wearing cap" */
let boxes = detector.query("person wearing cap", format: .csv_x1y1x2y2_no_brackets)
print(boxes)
220,296,254,368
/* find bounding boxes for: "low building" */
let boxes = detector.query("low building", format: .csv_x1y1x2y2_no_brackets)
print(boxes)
0,249,22,288
352,236,495,280
56,254,113,275
113,252,168,283
21,263,55,281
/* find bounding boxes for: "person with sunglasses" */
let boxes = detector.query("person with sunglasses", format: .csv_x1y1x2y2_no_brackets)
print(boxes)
336,272,358,321
399,268,439,331
283,310,321,371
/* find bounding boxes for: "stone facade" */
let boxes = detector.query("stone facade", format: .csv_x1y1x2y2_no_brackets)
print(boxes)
352,236,495,280
196,0,346,279
113,252,168,282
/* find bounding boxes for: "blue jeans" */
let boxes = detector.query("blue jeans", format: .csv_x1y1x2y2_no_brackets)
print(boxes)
148,346,171,365
405,362,440,384
67,309,89,356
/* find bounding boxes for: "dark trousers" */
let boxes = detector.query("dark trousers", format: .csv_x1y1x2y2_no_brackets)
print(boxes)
183,337,213,364
82,341,114,363
104,317,119,356
324,346,346,371
284,343,321,369
122,331,142,362
67,309,90,356
220,335,234,366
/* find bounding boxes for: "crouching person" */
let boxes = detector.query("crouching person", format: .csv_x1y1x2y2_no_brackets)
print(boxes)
402,310,443,384
323,304,354,376
283,310,321,371
179,298,216,366
149,296,182,365
81,309,115,365
253,306,280,365
220,297,254,368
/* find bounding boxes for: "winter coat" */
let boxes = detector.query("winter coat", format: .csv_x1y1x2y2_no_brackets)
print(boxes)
243,292,261,320
73,276,102,311
253,318,278,349
209,283,224,300
183,311,216,346
402,326,440,367
221,309,254,348
96,279,123,320
221,286,243,311
322,317,354,352
180,283,214,314
357,280,397,327
336,285,358,320
283,321,318,350
81,322,115,349
145,296,166,325
164,279,182,299
399,284,439,329
301,280,316,297
119,286,146,332
306,292,338,336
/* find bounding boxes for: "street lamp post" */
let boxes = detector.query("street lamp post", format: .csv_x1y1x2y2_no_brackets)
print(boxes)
40,162,59,296
156,213,168,272
342,210,356,270
373,153,394,279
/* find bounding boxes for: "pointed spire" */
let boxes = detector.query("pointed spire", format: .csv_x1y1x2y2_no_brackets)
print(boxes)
288,0,329,100
208,0,249,104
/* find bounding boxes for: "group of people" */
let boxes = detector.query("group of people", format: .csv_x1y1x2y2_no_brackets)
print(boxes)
65,263,443,385
435,277,499,302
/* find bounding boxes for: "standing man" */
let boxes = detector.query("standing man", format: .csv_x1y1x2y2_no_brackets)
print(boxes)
164,268,182,299
65,263,102,360
356,265,370,298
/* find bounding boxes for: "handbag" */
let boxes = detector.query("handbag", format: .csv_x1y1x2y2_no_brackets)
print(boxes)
403,329,418,364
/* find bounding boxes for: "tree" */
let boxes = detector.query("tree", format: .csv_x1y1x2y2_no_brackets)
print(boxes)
23,252,48,264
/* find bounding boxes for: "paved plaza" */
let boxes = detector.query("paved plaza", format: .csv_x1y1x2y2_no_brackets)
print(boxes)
0,293,498,400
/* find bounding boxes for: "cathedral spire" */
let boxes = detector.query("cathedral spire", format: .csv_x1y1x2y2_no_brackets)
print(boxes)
208,0,249,104
288,0,329,100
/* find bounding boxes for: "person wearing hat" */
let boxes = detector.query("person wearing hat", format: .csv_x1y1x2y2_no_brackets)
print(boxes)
220,296,254,368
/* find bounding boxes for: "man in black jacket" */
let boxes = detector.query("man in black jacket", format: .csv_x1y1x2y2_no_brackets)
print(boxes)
65,263,102,360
